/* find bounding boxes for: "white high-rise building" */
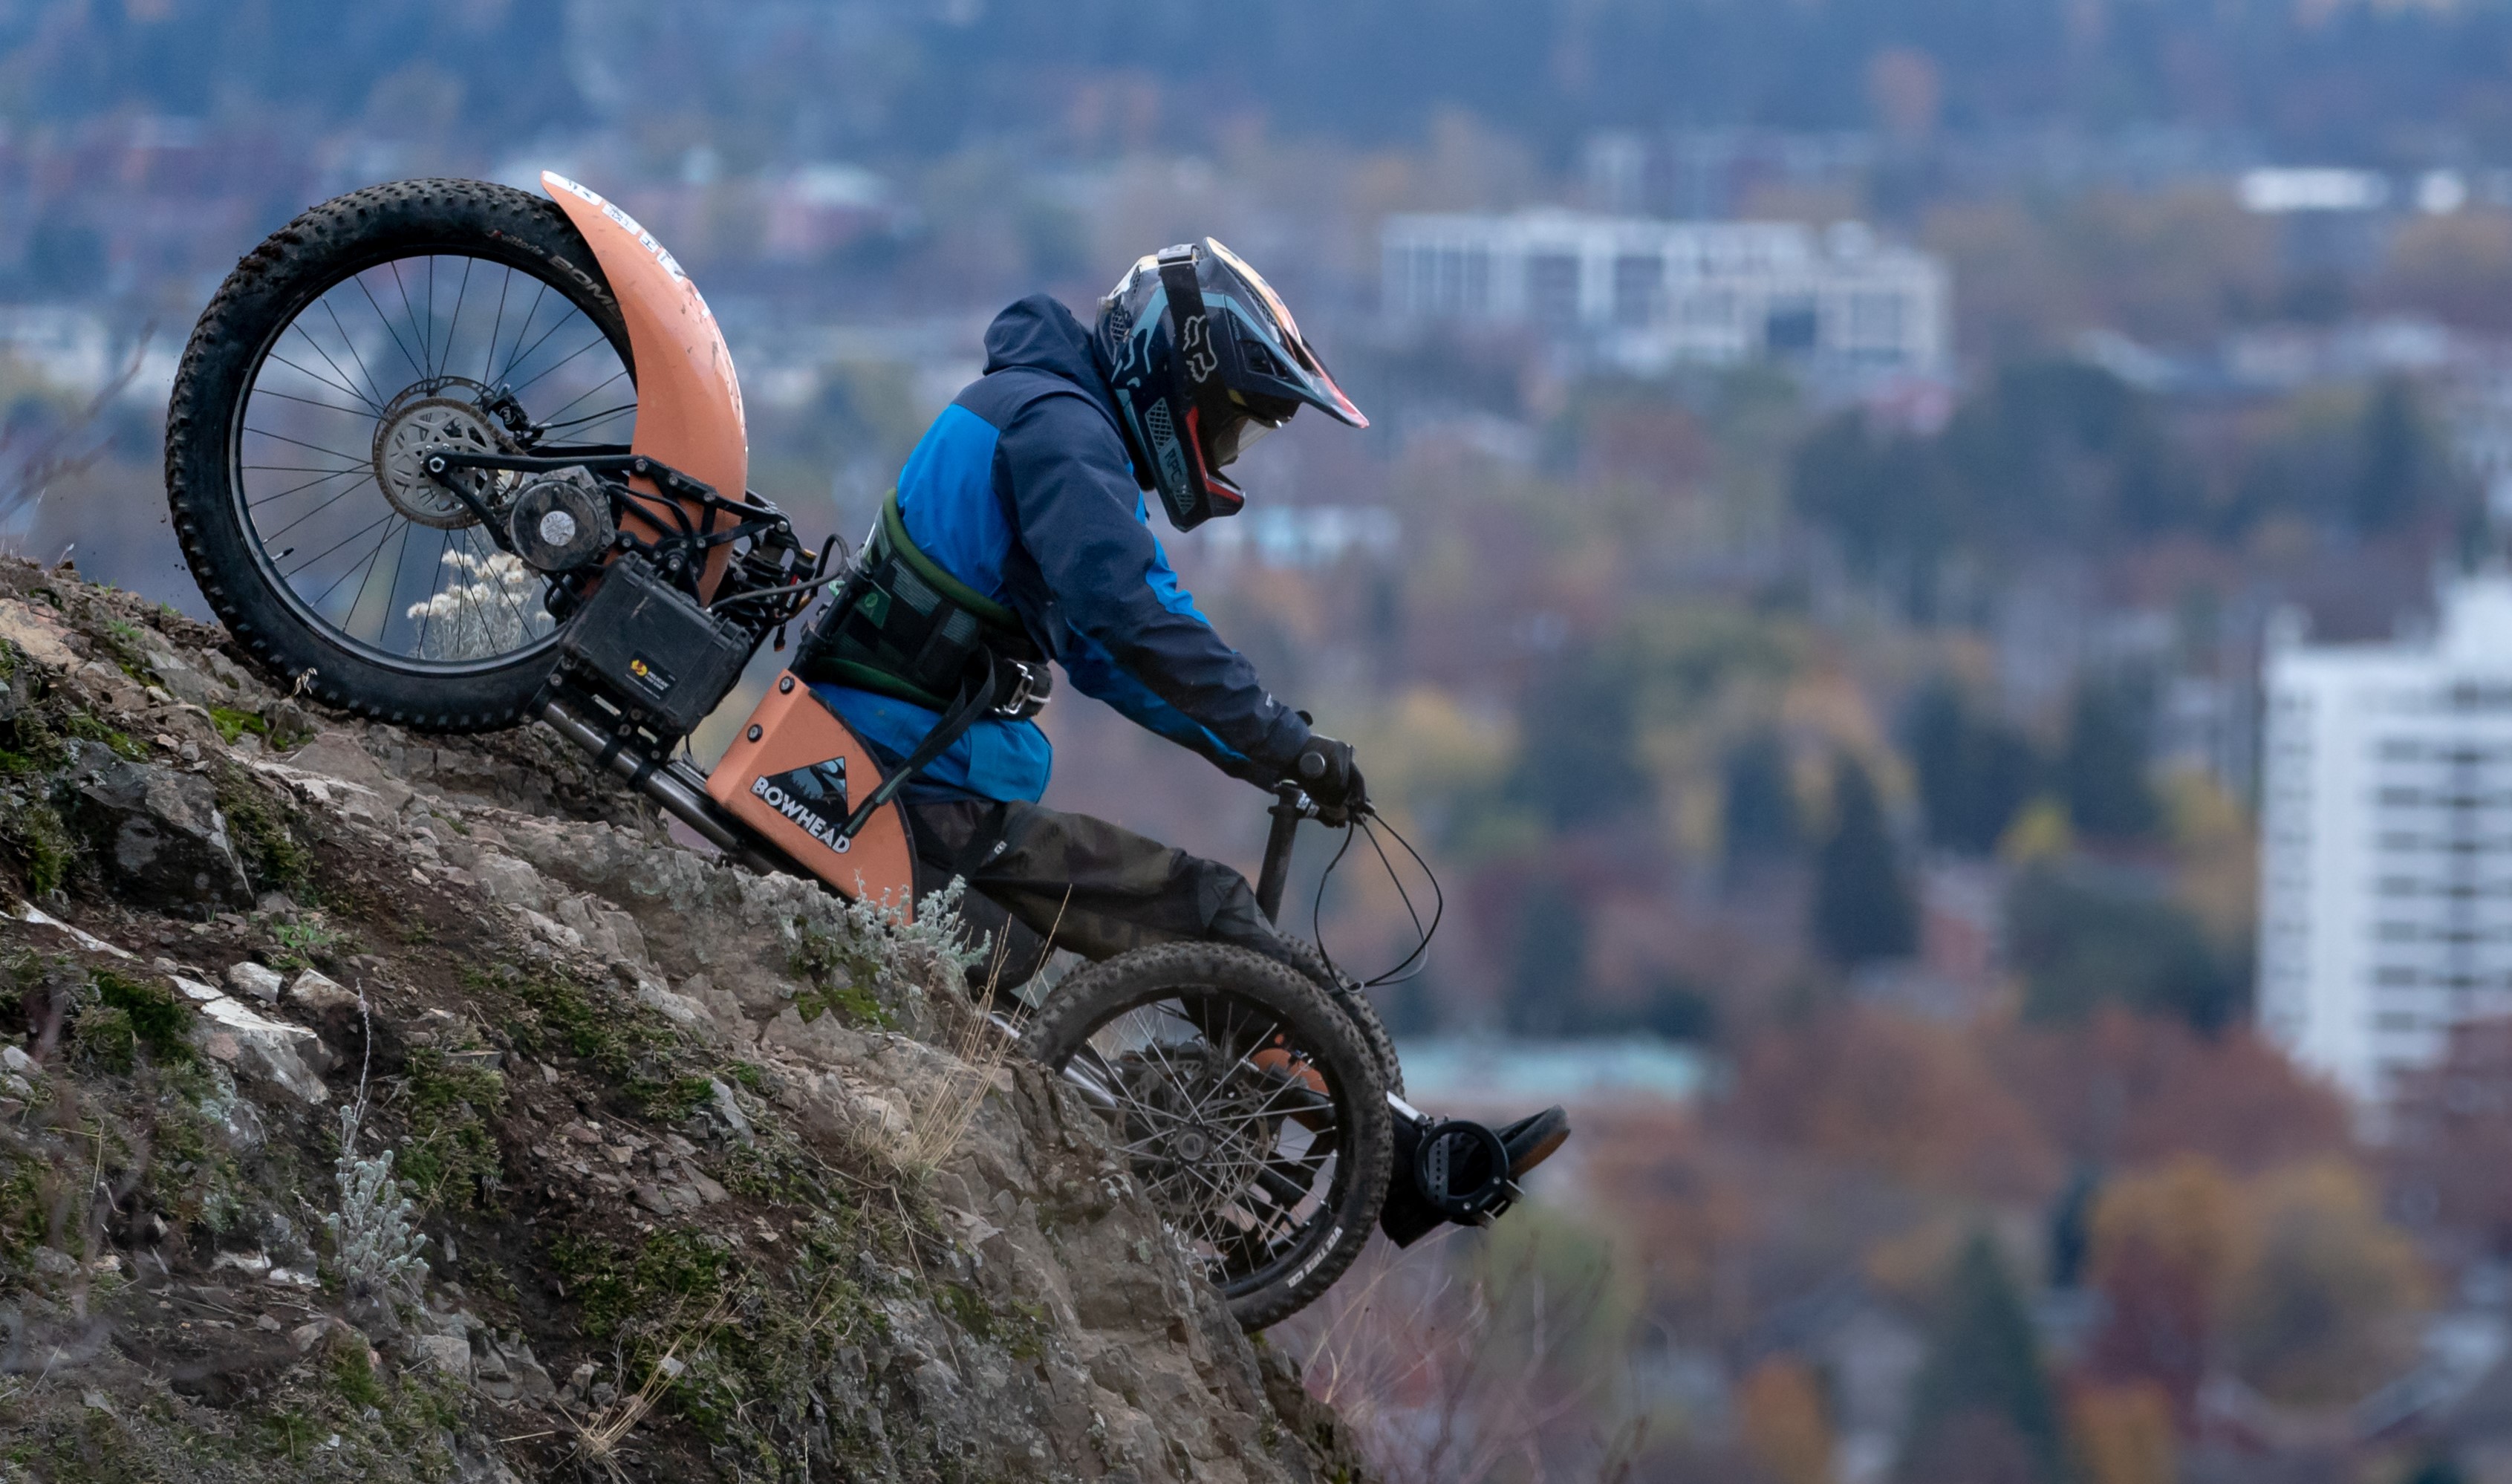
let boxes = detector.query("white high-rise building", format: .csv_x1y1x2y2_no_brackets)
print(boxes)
1379,209,1948,376
2258,576,2512,1107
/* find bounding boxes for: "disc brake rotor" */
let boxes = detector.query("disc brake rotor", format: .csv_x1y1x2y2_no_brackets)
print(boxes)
371,390,509,530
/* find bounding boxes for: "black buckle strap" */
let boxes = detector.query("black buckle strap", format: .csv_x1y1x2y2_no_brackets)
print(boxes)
1157,246,1225,410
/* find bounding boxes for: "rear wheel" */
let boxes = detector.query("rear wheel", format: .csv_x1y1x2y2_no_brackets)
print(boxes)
1023,943,1391,1330
166,178,638,732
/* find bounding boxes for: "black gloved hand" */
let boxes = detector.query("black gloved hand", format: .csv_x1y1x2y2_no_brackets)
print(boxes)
1295,735,1367,824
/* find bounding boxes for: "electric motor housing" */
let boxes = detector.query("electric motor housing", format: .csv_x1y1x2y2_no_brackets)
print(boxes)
507,469,617,573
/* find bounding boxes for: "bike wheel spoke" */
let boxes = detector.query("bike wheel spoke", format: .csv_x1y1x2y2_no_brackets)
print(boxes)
283,509,397,582
259,483,369,542
321,297,389,409
357,270,426,384
247,466,367,508
236,249,628,670
243,425,368,466
504,333,608,400
440,256,472,380
492,279,550,387
265,347,379,414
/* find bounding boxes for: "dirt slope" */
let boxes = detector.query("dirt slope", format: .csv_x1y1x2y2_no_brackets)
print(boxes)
0,559,1368,1483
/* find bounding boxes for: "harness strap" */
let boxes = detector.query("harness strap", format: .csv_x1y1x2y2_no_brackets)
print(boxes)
836,648,1003,842
797,488,1049,716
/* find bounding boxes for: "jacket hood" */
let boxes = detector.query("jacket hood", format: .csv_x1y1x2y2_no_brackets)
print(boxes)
983,294,1112,400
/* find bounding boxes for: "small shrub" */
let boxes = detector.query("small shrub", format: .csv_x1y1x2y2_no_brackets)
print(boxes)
0,795,77,894
551,1227,734,1341
269,917,339,972
224,790,313,898
640,1075,716,1123
788,880,989,1029
70,971,192,1072
69,1005,136,1073
328,1340,384,1409
207,707,268,746
0,1161,48,1265
99,619,152,683
391,1049,507,1212
94,969,191,1064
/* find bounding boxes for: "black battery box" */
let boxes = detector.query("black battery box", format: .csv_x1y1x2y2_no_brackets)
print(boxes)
556,557,752,741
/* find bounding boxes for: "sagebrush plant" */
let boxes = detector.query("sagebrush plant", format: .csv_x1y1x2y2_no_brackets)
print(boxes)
790,879,989,1026
405,549,549,660
325,998,427,1324
326,1102,429,1321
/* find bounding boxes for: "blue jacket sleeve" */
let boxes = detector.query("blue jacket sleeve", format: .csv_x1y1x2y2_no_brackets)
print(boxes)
995,391,1312,784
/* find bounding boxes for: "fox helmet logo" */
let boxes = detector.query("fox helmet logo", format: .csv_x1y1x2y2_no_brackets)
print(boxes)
1179,314,1217,384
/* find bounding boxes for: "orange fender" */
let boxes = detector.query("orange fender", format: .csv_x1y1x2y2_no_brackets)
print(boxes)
540,172,749,599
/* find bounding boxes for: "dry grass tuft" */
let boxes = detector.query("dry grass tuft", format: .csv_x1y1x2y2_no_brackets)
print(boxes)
566,1296,729,1480
895,894,1066,1175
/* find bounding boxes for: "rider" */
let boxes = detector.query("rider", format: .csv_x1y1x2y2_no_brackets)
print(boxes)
796,240,1567,1228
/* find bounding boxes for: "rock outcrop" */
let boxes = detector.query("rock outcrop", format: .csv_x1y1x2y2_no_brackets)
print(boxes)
0,560,1370,1483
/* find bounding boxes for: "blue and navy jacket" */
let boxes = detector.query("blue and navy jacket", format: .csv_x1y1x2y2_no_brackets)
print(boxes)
814,294,1315,802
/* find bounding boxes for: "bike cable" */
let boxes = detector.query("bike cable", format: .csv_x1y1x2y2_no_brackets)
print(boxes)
1312,807,1445,990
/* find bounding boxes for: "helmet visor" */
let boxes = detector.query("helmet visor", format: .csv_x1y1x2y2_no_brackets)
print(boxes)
1205,238,1368,428
1207,407,1283,469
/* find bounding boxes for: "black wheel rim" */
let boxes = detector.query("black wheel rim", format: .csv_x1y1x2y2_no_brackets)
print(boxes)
1060,987,1359,1299
228,251,637,674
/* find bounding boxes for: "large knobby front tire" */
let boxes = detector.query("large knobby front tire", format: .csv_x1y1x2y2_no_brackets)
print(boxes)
1023,943,1392,1331
166,178,635,733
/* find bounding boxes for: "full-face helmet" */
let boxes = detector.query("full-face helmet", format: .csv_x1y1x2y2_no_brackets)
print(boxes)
1096,238,1367,531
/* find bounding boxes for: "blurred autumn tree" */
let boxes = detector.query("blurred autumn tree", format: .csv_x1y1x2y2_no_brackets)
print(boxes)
1907,676,2039,856
1726,1006,2059,1199
1790,362,2190,617
1990,1011,2350,1175
2378,210,2512,335
2086,1153,2427,1415
2007,868,2243,1032
2086,1155,2248,1425
1722,729,1803,869
1812,756,1918,966
2057,672,2160,843
2228,1160,2428,1407
2067,1382,2177,1484
2349,374,2456,536
1898,1233,2064,1484
1511,640,1653,831
1740,1356,1835,1484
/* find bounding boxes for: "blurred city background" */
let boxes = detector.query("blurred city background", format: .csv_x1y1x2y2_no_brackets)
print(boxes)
25,1,2512,1479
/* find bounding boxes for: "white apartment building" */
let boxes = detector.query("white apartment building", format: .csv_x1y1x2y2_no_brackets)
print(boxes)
1379,209,1949,375
2258,576,2512,1107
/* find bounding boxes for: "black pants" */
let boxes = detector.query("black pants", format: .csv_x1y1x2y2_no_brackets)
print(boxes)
904,794,1285,991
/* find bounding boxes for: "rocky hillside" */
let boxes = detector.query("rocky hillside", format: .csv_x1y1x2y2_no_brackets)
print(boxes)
0,559,1371,1483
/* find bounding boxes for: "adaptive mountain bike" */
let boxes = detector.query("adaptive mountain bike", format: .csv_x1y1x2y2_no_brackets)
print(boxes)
166,177,1522,1327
